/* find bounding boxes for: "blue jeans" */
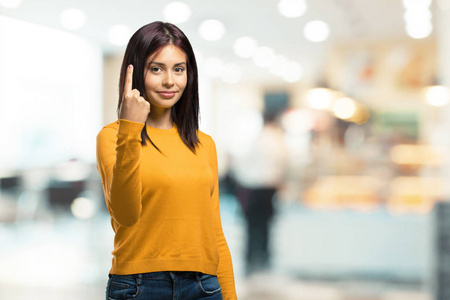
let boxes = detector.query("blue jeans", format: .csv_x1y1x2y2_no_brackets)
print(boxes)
106,271,223,300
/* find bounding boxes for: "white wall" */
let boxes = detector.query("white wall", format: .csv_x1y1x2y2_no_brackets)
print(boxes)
0,16,103,171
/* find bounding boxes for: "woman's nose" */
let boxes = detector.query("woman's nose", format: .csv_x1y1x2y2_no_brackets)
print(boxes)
163,71,174,87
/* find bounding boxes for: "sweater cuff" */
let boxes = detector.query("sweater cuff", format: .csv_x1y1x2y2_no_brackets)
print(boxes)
118,119,145,134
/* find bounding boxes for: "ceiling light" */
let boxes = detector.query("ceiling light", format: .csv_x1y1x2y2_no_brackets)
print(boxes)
405,20,432,39
108,25,132,46
233,37,258,58
278,0,307,18
304,20,330,42
252,46,276,68
0,0,22,8
60,8,87,31
306,88,334,110
163,2,191,24
199,20,226,41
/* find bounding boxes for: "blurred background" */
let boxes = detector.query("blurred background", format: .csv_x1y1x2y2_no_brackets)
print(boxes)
1,0,450,299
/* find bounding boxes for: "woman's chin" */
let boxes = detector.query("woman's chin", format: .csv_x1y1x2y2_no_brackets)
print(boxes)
149,99,180,110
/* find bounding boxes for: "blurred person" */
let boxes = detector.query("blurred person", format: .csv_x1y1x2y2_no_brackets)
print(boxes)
96,21,236,300
231,112,288,276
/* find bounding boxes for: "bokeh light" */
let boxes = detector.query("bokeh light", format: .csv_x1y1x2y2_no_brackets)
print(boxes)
304,20,330,42
333,97,357,120
425,85,450,107
199,19,226,41
163,2,191,24
60,8,87,30
306,88,334,109
233,36,258,58
278,0,307,18
71,197,96,219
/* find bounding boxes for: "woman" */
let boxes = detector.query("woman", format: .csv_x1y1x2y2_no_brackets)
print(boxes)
96,21,237,300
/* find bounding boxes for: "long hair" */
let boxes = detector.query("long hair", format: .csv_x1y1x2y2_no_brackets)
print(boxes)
117,21,200,153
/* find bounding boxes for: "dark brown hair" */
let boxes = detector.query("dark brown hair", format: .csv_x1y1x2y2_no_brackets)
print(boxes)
117,21,200,153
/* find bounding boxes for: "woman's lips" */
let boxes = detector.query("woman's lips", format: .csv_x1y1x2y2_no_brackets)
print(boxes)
157,91,176,98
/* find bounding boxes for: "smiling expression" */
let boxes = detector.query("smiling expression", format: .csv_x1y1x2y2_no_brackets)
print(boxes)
144,44,188,109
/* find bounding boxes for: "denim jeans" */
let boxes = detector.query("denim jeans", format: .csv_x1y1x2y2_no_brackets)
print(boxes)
106,271,223,300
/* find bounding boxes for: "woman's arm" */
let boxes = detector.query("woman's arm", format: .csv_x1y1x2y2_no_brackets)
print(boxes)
96,119,144,227
209,137,238,300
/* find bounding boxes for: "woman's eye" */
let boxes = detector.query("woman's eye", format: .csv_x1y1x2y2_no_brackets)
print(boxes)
151,66,162,72
174,67,185,73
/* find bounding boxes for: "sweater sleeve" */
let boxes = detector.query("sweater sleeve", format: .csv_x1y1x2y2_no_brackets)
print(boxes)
96,119,144,227
209,137,238,300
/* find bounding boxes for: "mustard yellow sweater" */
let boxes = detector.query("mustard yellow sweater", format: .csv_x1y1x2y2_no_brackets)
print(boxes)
96,119,237,299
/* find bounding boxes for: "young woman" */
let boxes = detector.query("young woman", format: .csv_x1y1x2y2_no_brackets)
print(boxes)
96,21,237,300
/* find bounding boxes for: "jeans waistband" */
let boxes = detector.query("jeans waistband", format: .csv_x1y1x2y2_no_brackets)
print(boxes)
109,271,198,279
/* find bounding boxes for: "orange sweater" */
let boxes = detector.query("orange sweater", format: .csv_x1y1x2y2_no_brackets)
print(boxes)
96,119,237,299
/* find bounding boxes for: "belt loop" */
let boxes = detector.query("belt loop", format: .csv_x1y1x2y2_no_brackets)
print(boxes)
136,273,142,286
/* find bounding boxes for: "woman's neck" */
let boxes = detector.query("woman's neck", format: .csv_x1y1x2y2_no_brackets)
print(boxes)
146,107,173,129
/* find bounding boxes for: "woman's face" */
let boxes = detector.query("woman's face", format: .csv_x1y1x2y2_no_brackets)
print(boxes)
144,45,188,109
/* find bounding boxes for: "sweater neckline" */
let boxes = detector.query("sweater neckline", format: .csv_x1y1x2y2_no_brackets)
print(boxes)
146,123,178,135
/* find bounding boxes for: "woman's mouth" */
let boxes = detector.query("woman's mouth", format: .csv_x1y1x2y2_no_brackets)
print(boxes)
157,91,176,98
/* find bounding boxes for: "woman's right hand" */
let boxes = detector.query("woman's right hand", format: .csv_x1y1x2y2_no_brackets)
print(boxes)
119,64,151,123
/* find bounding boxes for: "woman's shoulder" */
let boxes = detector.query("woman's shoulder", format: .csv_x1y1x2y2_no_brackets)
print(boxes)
197,130,214,144
197,130,217,153
97,120,120,141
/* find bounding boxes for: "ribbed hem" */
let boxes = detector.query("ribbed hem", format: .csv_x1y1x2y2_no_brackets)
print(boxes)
110,258,218,276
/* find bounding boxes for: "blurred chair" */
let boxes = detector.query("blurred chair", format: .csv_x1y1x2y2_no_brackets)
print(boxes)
0,176,21,192
46,180,86,213
0,175,22,222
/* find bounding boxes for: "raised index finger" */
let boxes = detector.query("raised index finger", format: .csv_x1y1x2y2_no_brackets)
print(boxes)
124,64,133,93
